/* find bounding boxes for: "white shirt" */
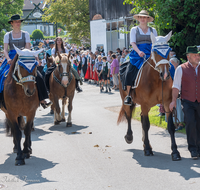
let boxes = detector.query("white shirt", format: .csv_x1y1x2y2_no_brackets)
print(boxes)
130,26,157,43
51,47,69,56
172,62,200,91
4,31,30,43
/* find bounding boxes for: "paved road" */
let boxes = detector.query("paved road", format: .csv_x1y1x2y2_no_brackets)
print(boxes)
0,82,199,190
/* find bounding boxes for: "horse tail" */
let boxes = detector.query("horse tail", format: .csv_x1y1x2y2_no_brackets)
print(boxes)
7,54,18,83
117,103,136,125
117,106,126,125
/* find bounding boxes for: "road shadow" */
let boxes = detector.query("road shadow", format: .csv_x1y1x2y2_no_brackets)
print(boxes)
126,148,200,180
49,123,89,135
0,153,57,186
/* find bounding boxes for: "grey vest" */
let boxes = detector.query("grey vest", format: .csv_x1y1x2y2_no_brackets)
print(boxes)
136,26,153,45
9,31,26,50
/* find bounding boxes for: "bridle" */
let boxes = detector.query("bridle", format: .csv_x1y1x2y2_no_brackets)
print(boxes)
53,59,73,98
12,56,37,88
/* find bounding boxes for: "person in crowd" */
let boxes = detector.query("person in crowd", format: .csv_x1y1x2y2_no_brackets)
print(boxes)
123,10,157,105
37,50,46,76
73,59,78,71
169,46,200,159
0,14,51,109
85,52,94,83
81,53,87,80
120,53,125,65
124,49,130,61
45,37,82,93
95,55,103,92
99,56,111,93
116,48,122,55
107,51,113,64
111,54,119,90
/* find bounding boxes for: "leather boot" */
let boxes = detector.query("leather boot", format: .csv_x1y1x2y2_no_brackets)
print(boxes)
124,95,133,106
76,79,82,92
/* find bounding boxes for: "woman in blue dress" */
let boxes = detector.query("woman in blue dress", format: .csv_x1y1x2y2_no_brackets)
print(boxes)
0,14,51,108
124,10,158,106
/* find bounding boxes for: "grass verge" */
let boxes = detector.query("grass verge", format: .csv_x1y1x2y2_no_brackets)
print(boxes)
132,106,186,134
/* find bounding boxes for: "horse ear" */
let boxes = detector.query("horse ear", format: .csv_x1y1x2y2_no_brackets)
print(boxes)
57,52,62,60
164,31,172,43
150,32,156,44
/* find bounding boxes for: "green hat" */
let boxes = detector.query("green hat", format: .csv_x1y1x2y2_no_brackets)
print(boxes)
8,14,24,24
186,46,200,54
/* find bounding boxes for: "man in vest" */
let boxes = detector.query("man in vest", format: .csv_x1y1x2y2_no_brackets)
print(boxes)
169,46,200,159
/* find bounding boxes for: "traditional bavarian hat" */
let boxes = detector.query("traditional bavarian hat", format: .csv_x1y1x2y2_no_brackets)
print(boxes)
186,46,200,54
8,14,24,24
133,10,154,22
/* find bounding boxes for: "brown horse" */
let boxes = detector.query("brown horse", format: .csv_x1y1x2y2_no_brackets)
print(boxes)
49,52,75,127
118,31,181,161
2,47,42,165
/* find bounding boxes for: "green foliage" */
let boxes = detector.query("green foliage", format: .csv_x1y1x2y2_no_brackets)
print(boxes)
0,0,24,44
0,30,6,45
124,0,200,60
43,0,90,45
133,106,186,134
31,29,44,40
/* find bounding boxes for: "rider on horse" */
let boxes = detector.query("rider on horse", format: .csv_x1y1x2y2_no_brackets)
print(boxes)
123,10,158,106
0,14,51,109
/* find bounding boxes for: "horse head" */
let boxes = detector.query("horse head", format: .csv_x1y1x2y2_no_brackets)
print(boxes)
13,45,43,97
150,31,172,81
55,52,71,87
46,55,54,68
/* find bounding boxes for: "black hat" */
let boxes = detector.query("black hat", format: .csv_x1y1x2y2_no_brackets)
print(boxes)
8,14,24,24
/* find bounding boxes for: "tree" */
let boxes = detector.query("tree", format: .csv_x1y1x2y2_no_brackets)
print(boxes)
43,0,90,45
124,0,200,59
31,29,44,40
0,0,24,45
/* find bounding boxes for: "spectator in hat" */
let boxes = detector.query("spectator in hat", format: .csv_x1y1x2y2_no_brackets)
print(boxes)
169,46,200,160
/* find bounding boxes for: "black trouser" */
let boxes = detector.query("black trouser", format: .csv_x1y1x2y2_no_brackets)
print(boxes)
124,63,139,86
36,70,49,101
182,99,200,152
45,63,57,91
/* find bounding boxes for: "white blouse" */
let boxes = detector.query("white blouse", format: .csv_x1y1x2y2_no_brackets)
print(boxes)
130,26,157,44
4,31,30,43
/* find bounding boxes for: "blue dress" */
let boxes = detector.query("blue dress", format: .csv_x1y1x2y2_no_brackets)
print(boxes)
0,50,16,93
129,43,152,69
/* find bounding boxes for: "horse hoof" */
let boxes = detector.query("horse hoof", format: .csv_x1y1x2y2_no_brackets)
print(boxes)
23,153,30,159
54,120,61,125
13,148,17,153
171,152,181,161
61,118,66,122
144,149,154,156
124,135,133,144
15,159,25,166
66,122,72,127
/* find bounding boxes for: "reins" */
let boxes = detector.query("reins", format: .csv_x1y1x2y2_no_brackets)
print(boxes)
53,67,73,99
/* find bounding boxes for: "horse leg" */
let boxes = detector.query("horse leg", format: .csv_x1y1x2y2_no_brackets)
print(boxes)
124,105,135,144
54,97,62,125
167,112,181,161
61,98,66,122
13,121,25,166
66,96,73,127
141,109,153,156
23,118,34,159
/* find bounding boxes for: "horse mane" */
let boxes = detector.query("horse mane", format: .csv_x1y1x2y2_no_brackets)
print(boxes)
7,54,18,83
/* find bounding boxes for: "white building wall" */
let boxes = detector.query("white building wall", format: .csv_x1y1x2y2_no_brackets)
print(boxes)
90,19,107,54
22,25,36,35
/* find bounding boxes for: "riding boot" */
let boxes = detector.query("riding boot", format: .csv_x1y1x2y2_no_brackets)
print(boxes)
75,79,82,93
124,89,133,106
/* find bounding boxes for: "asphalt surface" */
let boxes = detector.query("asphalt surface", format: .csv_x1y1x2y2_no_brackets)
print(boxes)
0,82,200,190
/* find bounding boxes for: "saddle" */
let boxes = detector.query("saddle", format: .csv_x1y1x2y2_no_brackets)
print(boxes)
119,60,130,91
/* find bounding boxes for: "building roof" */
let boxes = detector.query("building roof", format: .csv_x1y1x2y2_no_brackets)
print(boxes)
23,0,44,10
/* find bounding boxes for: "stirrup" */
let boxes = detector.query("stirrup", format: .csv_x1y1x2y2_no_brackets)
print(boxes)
124,96,132,106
